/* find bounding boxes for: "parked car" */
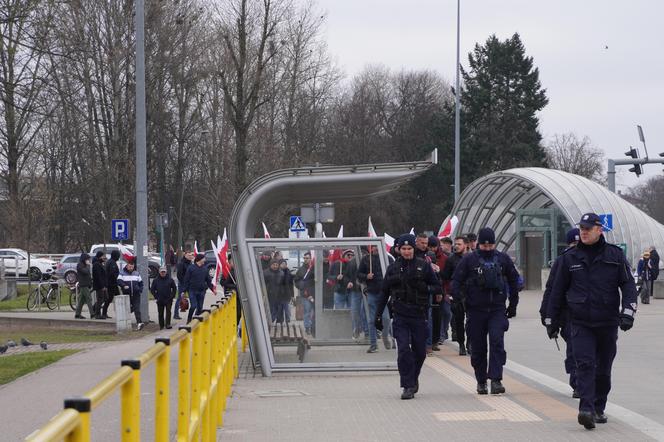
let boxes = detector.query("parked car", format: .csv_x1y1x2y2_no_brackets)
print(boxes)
0,248,57,280
88,244,162,279
54,253,80,284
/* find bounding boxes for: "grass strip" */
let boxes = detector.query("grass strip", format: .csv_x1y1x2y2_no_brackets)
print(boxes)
0,349,79,385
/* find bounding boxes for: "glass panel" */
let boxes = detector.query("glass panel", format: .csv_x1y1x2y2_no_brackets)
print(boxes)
251,242,395,366
520,213,551,228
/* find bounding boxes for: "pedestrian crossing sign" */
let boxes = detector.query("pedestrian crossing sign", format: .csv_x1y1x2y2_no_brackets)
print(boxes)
598,213,613,232
289,216,306,232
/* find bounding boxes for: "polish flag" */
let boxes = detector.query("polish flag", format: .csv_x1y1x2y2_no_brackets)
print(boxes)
210,239,221,294
384,233,395,252
328,225,344,263
193,241,199,255
217,229,230,278
262,222,271,239
368,216,378,238
409,227,415,235
438,215,459,239
118,243,135,262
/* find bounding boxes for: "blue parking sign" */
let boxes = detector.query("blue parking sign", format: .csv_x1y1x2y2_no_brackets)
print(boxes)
112,219,130,241
598,214,613,232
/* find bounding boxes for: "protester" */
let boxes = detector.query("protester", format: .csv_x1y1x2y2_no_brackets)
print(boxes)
75,253,94,319
294,252,316,335
103,250,121,319
117,257,145,330
174,251,194,320
358,245,391,353
278,259,294,323
182,253,213,323
91,251,107,319
264,259,285,323
637,251,654,304
151,266,177,329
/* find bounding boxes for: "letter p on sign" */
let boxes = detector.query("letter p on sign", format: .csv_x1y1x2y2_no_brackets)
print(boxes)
112,219,130,241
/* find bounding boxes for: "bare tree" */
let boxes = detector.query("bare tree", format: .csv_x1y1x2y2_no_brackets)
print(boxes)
545,133,605,182
624,176,664,225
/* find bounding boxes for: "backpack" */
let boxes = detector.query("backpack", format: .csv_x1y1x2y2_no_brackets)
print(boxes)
477,255,503,291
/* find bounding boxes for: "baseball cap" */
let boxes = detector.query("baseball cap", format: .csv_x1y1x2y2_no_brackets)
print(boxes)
578,213,602,228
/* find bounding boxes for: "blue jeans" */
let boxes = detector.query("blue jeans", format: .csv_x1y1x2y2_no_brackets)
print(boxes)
302,297,315,330
367,292,391,345
187,290,206,323
350,291,368,336
334,292,350,309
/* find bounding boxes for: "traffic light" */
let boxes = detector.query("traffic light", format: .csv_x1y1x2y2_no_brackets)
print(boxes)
625,147,638,158
629,164,643,176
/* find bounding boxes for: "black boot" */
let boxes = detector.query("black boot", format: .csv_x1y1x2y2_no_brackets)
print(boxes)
414,381,419,394
578,411,596,430
477,382,488,395
594,412,608,424
401,387,415,400
458,342,467,356
490,380,505,394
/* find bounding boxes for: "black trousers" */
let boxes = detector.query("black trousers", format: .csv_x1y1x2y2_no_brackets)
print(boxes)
103,286,119,317
130,291,142,324
92,289,105,317
431,303,442,344
157,301,172,329
451,301,466,346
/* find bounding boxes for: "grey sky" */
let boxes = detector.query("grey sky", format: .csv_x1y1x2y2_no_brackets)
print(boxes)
312,0,664,192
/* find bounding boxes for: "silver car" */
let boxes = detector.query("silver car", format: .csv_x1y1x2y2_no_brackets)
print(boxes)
54,253,80,284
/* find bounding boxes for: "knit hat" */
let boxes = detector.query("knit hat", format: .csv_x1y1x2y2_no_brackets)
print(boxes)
94,251,105,259
566,228,580,244
396,234,416,248
428,236,440,248
477,227,496,245
195,253,206,262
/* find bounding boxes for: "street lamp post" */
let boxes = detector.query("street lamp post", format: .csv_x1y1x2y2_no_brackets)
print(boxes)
454,0,461,202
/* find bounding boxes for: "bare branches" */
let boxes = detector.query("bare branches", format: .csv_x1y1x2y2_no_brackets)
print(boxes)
545,133,605,183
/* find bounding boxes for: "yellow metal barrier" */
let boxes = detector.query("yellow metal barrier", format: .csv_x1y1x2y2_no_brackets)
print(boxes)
26,292,239,442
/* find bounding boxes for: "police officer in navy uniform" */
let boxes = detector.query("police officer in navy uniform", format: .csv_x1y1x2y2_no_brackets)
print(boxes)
546,213,637,430
451,227,519,395
375,233,442,400
539,228,580,398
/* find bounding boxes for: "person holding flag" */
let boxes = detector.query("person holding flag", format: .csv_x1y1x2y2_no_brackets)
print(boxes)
294,252,316,335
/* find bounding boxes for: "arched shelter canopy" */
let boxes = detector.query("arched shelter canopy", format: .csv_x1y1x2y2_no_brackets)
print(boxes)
452,167,664,267
230,151,437,375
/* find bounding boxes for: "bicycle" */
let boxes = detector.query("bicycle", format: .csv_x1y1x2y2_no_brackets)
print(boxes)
27,280,60,311
69,283,79,311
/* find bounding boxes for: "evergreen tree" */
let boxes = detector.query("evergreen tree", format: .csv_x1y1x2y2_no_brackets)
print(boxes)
461,33,548,187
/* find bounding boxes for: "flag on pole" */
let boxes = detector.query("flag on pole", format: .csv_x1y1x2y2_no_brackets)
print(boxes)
437,215,459,239
217,229,230,278
368,216,378,238
193,241,199,255
118,243,135,262
210,240,221,294
409,227,415,235
262,222,271,239
329,225,344,263
384,233,395,252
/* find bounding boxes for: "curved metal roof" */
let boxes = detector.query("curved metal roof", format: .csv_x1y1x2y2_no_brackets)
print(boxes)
452,167,664,266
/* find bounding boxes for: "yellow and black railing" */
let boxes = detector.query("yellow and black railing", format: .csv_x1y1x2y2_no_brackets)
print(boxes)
26,292,239,442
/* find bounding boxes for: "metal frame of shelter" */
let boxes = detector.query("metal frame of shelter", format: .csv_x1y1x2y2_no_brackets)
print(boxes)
451,167,664,268
230,151,438,376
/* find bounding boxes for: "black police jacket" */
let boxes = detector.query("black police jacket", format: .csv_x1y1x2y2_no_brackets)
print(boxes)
539,247,572,323
377,256,442,319
546,236,637,328
451,249,519,311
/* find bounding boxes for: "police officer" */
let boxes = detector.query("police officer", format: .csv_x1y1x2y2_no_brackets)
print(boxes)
375,233,442,400
452,227,519,395
539,228,580,398
546,213,637,430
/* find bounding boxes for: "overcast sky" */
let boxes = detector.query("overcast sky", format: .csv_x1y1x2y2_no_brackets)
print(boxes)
311,0,664,192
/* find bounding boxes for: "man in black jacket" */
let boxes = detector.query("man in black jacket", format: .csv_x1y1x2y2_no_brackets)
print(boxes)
546,213,637,430
103,250,121,319
91,251,107,319
442,236,469,355
182,254,214,323
151,266,177,329
358,246,391,353
174,251,194,320
294,252,315,334
75,253,94,319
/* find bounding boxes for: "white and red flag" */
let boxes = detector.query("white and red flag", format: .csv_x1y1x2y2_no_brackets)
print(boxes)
384,233,395,252
409,227,415,235
328,225,344,263
193,241,199,255
437,215,459,239
118,243,135,262
262,222,271,239
217,229,230,278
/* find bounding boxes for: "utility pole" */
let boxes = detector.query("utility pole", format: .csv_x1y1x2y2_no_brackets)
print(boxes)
135,0,149,322
454,0,461,202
